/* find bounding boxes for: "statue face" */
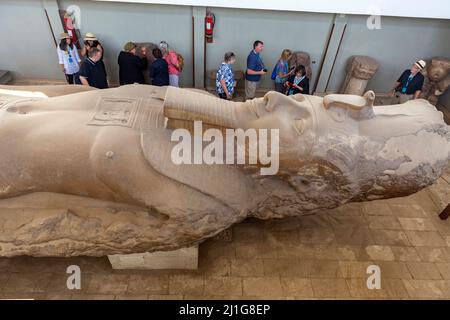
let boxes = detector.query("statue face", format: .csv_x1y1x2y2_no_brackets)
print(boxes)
241,92,318,173
428,58,450,82
236,91,448,180
163,86,450,200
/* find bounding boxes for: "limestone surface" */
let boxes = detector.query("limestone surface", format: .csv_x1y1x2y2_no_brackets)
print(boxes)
0,84,449,257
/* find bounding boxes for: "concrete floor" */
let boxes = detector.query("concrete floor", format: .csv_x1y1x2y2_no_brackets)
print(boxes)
0,167,449,300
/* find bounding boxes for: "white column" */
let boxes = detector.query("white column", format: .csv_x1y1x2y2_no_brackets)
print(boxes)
42,0,65,46
314,14,348,94
192,6,206,88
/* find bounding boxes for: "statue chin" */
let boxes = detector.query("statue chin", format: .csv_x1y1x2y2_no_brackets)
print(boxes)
0,84,449,257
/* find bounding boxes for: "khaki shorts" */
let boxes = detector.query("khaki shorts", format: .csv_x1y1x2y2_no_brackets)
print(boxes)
391,91,414,104
245,80,258,100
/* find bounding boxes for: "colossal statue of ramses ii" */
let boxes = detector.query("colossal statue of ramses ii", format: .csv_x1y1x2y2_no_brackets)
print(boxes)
0,84,449,257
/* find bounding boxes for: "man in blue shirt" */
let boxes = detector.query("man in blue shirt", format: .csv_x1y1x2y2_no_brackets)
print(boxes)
245,40,267,100
390,59,426,104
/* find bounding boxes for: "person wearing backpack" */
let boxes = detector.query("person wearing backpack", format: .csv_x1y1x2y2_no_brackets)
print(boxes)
159,41,182,87
271,49,294,93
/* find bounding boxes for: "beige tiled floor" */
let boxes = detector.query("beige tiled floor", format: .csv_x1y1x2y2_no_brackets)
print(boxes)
0,170,450,300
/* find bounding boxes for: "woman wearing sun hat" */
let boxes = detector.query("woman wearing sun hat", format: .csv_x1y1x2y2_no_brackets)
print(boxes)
81,32,107,80
56,32,81,84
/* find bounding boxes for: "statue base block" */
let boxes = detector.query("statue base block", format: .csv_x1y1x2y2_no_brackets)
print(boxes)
107,246,198,270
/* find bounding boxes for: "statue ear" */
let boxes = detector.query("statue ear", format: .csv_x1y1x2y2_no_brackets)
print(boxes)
323,90,374,110
323,91,375,120
262,91,278,112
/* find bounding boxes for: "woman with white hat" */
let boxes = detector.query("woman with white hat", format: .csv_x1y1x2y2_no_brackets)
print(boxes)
56,32,81,84
81,33,107,80
390,59,426,104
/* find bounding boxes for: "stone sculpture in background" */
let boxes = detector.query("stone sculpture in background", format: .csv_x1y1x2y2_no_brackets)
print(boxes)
420,57,450,105
0,84,449,257
340,55,379,95
289,51,312,79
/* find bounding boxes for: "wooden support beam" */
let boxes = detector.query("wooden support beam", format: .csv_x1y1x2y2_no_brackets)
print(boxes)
439,203,450,220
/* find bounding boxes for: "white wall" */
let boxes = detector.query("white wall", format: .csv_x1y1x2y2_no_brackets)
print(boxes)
327,15,450,93
98,0,450,20
0,0,62,80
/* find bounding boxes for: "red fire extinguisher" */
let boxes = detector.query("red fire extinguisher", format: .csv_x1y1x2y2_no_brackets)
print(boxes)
205,11,215,43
